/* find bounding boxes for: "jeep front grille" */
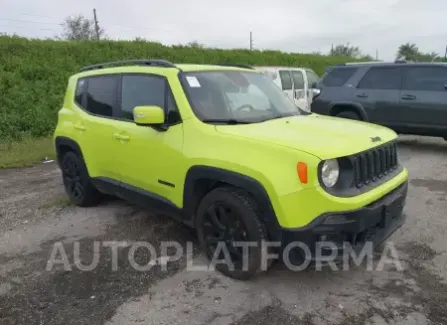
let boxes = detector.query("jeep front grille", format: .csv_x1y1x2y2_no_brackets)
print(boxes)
351,142,398,188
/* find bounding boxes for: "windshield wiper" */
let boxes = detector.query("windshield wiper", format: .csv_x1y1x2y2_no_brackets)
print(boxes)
202,119,253,125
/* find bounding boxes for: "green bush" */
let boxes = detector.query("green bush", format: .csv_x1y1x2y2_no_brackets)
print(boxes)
0,35,356,141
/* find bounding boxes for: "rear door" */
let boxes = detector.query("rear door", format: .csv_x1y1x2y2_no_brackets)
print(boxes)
400,65,447,131
354,66,403,127
290,69,308,110
73,74,122,182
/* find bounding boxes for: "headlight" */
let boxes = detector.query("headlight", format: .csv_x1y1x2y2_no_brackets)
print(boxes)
321,159,340,188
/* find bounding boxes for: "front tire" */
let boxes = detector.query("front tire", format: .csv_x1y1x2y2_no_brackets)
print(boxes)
61,151,102,207
195,187,268,280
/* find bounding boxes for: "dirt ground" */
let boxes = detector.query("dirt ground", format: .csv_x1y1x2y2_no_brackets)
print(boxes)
0,135,446,325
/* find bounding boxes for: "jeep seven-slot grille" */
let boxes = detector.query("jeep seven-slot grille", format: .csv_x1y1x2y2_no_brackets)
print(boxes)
351,142,398,188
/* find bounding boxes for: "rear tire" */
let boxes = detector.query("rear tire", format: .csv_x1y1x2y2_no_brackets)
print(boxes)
336,111,361,120
195,187,269,280
61,151,102,207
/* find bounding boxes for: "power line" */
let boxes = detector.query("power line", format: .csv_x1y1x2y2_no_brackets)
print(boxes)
0,18,61,25
0,16,251,41
0,24,59,32
0,25,250,47
1,12,64,20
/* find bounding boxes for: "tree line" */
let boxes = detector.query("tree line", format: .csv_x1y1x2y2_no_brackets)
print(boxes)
59,14,445,62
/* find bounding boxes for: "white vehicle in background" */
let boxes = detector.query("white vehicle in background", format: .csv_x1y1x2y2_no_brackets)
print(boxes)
254,66,320,112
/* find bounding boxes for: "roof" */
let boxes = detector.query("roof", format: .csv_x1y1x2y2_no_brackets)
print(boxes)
332,60,447,68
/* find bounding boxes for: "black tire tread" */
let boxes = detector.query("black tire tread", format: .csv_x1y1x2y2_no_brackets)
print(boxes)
61,151,102,207
196,186,270,280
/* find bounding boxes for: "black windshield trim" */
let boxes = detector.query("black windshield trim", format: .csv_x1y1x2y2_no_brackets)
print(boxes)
202,118,254,125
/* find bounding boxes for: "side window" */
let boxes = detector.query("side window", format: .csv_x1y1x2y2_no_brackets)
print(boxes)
291,71,305,89
166,89,181,124
357,67,402,90
74,78,86,107
85,75,119,117
403,66,447,91
306,70,320,88
120,74,181,124
321,67,357,87
278,70,292,90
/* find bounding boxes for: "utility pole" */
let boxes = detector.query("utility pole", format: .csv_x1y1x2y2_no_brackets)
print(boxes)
444,45,447,60
376,49,378,60
93,9,100,40
249,31,253,50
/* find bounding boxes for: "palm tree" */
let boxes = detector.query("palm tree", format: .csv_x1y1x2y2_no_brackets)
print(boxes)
396,43,419,60
424,51,440,62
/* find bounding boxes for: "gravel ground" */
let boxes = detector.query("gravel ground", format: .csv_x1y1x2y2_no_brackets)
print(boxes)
0,135,446,325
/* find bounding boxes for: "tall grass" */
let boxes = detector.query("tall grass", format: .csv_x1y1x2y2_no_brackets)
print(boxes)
0,35,355,141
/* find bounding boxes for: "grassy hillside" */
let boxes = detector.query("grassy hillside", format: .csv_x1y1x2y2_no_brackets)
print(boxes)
0,35,355,141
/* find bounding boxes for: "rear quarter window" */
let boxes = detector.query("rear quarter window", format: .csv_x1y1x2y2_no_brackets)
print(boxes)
321,67,357,87
74,78,86,107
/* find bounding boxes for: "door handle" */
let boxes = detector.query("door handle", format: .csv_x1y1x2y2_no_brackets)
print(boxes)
356,92,368,98
113,133,130,141
74,124,86,131
401,94,416,100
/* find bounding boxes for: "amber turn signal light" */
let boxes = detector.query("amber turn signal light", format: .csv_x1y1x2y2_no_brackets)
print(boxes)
297,162,308,184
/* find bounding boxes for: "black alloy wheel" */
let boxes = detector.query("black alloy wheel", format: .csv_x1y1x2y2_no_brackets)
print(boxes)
60,152,101,207
62,156,84,201
202,202,249,269
196,187,269,280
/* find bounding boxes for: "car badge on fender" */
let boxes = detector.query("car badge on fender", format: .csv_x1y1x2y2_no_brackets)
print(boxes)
371,136,382,142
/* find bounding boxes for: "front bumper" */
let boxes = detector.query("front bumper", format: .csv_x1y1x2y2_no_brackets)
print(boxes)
279,179,408,265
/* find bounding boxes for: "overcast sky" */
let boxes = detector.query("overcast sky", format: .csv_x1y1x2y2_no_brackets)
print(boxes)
1,0,446,60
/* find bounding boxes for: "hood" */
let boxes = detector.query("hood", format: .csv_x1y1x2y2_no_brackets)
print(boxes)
215,114,397,160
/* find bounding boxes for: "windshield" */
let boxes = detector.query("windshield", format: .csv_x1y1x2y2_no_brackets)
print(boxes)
180,70,307,124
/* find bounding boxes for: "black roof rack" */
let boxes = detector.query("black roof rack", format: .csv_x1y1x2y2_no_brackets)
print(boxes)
335,60,410,67
218,63,254,70
80,59,178,72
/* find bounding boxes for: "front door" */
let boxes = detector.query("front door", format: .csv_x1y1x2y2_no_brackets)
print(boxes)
113,73,185,206
291,70,309,110
305,69,320,111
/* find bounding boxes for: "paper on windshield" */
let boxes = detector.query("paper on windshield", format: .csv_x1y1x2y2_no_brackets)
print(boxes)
186,76,201,88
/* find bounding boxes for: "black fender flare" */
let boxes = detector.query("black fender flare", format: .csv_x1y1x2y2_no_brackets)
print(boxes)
54,136,84,166
183,166,282,240
329,101,368,121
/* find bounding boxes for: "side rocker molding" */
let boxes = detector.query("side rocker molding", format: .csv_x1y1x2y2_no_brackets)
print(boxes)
184,166,283,241
329,102,368,121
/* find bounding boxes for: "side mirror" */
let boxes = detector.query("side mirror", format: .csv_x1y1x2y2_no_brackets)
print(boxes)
311,88,321,99
444,82,447,90
133,105,165,126
311,82,318,89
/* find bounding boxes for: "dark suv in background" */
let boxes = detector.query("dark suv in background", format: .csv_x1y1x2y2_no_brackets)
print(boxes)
311,61,447,140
